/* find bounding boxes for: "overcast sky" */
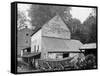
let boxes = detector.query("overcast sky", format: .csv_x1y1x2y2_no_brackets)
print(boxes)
70,7,92,23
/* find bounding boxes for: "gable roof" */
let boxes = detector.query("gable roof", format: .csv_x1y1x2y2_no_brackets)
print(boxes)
31,15,71,39
42,15,71,39
80,43,96,49
44,15,70,31
30,27,42,36
42,36,83,52
18,27,33,33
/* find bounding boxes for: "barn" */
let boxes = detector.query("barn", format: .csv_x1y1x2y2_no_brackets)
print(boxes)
31,15,83,60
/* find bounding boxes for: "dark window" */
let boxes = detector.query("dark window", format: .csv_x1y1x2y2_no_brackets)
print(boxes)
26,33,29,36
63,53,69,58
34,45,36,52
37,45,39,52
27,48,31,52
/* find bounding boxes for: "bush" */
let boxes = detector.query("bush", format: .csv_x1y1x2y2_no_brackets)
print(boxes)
75,54,96,69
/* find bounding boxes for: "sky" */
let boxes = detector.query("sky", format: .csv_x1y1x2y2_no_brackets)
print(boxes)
70,7,92,23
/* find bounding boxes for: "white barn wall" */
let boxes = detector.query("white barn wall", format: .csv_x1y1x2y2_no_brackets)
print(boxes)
31,29,42,53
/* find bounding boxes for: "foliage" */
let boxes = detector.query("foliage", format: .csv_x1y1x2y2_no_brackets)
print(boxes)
29,5,71,28
75,54,96,69
64,15,96,43
17,11,27,30
83,16,97,43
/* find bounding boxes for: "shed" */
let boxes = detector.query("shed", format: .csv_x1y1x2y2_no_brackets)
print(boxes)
79,43,97,57
80,43,96,50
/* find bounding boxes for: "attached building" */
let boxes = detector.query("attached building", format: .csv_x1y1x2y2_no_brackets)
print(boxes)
17,26,33,56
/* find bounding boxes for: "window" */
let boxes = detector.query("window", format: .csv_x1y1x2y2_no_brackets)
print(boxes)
37,45,39,52
26,33,29,36
34,45,36,52
63,53,69,58
27,48,31,52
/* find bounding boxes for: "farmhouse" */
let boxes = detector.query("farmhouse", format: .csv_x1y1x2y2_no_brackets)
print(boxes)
17,26,33,56
31,15,83,60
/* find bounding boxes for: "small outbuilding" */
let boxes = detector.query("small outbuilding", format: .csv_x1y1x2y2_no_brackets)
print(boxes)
80,43,97,56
